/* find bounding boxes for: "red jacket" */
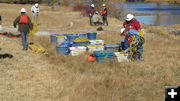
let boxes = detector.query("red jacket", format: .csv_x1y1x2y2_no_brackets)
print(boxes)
123,18,141,31
101,7,107,16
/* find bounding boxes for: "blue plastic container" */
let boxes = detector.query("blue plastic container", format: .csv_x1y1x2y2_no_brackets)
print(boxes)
56,45,70,55
50,34,60,43
66,35,79,42
105,43,120,52
64,33,73,37
73,41,90,46
87,32,97,40
78,34,87,38
93,50,114,62
56,42,72,55
61,41,72,47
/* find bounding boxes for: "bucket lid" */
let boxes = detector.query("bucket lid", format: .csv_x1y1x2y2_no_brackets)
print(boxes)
57,35,65,37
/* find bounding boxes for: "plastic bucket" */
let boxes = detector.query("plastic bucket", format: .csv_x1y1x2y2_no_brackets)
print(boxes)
105,43,120,52
56,35,66,46
87,32,97,40
61,41,72,47
56,45,70,55
78,34,87,38
66,35,78,42
50,34,60,43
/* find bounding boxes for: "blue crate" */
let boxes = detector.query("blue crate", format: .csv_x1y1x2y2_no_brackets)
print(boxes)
60,41,73,47
105,43,120,52
66,35,79,42
73,41,90,46
93,50,114,62
77,34,87,38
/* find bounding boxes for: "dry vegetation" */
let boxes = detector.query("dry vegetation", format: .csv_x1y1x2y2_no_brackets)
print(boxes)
0,3,180,101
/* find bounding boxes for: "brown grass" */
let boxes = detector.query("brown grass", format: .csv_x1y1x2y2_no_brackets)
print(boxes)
0,3,180,101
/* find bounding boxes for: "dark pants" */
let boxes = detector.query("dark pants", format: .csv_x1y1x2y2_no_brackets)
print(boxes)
21,32,27,49
94,21,103,26
121,40,129,50
102,15,108,26
89,15,93,26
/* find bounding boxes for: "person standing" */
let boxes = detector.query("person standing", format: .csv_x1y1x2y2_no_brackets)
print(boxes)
101,4,108,26
89,4,96,26
0,16,2,31
13,8,32,50
123,14,141,31
31,3,40,23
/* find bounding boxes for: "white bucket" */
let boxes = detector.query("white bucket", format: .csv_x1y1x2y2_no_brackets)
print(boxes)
89,40,104,45
114,52,129,62
70,46,87,56
56,36,66,45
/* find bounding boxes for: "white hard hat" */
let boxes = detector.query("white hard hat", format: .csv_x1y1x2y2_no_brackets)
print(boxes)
35,3,38,7
102,4,106,7
95,11,99,14
20,8,26,13
91,4,95,8
125,14,134,21
120,28,125,34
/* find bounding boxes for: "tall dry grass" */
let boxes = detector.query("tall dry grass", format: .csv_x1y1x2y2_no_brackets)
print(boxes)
29,28,180,101
0,3,180,101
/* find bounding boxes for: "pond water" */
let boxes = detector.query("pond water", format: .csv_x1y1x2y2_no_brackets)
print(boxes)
76,1,180,25
122,2,180,25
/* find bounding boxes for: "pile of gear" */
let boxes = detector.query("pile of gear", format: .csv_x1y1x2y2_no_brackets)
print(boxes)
0,32,21,38
51,30,144,62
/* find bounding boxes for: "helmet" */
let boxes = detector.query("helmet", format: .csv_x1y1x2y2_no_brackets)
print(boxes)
120,28,125,34
102,4,106,7
35,3,38,7
91,4,95,8
125,14,134,21
95,11,99,14
20,8,26,13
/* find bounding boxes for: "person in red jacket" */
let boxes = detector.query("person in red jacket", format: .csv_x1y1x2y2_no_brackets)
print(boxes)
101,4,108,26
123,14,141,31
13,8,32,50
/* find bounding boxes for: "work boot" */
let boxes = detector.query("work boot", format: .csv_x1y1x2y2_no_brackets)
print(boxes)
22,48,28,51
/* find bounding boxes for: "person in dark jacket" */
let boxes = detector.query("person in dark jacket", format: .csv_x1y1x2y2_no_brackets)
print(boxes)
89,4,96,26
13,8,32,50
0,16,2,31
101,4,108,26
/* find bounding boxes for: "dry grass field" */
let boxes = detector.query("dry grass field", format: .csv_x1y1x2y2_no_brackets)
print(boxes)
0,3,180,101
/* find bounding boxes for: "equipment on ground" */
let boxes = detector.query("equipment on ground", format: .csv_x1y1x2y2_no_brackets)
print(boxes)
0,32,21,38
28,42,47,54
29,22,37,37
